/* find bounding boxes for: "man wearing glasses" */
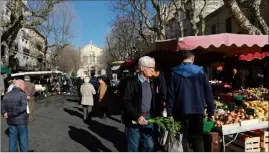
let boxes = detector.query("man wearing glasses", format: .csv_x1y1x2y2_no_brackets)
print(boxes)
122,56,159,152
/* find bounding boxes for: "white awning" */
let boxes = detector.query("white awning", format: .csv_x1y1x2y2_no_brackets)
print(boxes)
11,70,63,77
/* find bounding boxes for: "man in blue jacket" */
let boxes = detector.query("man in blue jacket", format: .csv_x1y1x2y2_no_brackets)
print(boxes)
167,51,215,152
1,80,29,152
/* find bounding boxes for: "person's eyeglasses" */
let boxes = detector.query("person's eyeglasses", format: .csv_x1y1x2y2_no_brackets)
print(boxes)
143,66,155,71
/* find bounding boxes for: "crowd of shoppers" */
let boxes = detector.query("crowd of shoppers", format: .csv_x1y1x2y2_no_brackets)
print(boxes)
1,50,216,152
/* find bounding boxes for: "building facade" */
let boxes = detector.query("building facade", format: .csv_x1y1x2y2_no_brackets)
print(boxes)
78,41,104,77
0,0,45,71
165,0,268,37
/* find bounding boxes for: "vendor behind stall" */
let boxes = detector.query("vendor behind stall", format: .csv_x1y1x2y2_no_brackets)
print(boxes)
214,66,225,81
231,68,242,90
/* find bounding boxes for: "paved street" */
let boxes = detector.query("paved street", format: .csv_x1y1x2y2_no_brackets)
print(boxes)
1,95,125,152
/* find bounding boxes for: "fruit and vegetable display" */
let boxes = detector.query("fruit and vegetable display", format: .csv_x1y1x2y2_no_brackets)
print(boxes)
226,88,268,101
205,100,269,127
244,101,269,122
212,108,254,127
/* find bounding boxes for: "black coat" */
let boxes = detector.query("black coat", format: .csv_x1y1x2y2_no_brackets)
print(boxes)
1,87,28,125
121,75,159,126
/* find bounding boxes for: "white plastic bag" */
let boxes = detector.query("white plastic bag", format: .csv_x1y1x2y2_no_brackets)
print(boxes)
158,128,169,146
27,102,30,114
164,133,183,152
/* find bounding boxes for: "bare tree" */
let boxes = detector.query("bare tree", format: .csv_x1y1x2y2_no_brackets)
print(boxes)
35,1,75,70
103,14,151,64
0,0,62,66
223,0,269,34
56,45,81,74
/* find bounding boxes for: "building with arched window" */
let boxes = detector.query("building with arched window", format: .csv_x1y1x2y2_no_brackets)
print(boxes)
77,41,105,78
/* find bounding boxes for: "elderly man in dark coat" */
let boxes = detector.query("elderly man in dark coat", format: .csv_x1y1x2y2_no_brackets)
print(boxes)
1,80,29,152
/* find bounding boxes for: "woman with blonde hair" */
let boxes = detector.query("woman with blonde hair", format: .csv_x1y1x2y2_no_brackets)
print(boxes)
80,76,96,121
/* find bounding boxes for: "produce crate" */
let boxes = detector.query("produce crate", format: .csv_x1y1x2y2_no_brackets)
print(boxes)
260,130,269,152
225,133,260,152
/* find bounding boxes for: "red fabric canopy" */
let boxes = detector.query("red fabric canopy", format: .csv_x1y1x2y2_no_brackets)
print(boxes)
120,59,137,69
239,52,269,61
155,33,269,55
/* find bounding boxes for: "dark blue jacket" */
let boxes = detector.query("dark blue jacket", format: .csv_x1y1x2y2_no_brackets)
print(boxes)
1,87,28,125
167,63,215,118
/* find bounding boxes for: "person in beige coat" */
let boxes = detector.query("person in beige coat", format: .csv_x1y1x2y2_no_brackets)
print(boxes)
24,76,36,122
80,76,96,121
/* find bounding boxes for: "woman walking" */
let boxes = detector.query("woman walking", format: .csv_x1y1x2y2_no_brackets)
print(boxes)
98,76,109,118
80,77,96,121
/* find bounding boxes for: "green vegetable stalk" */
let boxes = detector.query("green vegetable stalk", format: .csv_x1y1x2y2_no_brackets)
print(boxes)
132,117,181,136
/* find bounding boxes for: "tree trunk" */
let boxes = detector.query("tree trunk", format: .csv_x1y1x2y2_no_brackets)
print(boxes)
248,0,269,34
200,16,206,35
223,0,262,34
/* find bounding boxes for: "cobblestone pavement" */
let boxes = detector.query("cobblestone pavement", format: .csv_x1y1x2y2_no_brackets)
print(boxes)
1,95,125,152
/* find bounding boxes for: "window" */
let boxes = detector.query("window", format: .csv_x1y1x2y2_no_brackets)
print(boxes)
21,30,26,37
226,17,232,33
6,8,10,15
83,56,88,65
93,55,95,63
89,54,92,63
211,24,216,34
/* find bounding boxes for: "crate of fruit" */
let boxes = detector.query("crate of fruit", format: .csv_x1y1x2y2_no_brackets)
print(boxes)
225,132,260,152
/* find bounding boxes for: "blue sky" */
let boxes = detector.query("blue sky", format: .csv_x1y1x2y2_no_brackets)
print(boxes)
70,1,115,49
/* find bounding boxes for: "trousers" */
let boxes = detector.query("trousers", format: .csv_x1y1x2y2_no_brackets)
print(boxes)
9,124,28,152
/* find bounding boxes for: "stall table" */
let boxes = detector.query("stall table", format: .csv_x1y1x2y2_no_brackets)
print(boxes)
222,121,269,152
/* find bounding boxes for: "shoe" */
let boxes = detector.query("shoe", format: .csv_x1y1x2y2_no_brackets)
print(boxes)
28,150,34,152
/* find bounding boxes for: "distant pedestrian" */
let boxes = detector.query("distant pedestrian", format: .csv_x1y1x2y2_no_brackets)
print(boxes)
97,76,109,118
75,77,83,105
24,76,36,122
1,80,29,152
80,77,96,121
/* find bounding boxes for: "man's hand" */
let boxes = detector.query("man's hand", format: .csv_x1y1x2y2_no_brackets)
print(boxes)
3,113,8,119
27,96,31,99
138,116,148,125
208,116,215,121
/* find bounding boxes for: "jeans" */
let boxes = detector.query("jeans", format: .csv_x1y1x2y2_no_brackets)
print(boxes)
125,114,154,152
9,124,28,152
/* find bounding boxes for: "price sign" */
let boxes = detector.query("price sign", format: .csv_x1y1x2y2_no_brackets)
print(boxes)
227,103,236,111
246,108,255,116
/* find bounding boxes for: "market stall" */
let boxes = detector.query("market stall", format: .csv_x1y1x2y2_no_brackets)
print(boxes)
154,33,269,152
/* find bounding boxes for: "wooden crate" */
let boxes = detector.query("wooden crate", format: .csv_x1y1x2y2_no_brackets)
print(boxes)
225,133,260,152
261,148,268,152
260,130,269,151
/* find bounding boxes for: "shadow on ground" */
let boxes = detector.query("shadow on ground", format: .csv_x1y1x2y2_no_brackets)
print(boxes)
68,126,111,152
87,120,125,152
66,98,79,103
63,108,83,119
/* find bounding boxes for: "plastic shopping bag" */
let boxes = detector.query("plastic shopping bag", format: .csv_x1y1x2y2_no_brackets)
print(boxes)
158,128,169,146
27,102,30,114
164,133,183,152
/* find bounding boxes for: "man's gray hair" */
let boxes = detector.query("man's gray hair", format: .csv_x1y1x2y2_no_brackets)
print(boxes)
138,56,155,67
